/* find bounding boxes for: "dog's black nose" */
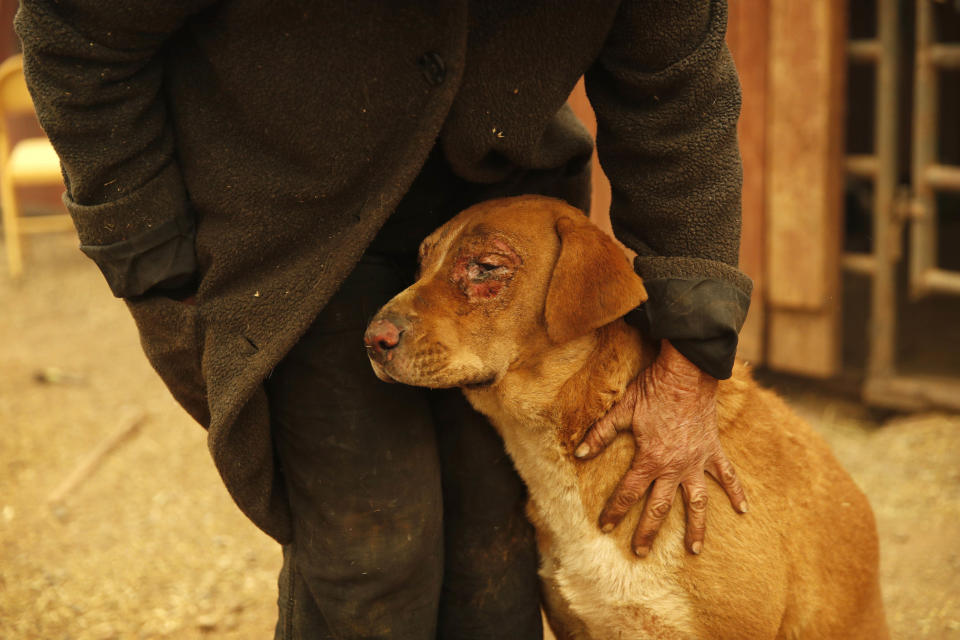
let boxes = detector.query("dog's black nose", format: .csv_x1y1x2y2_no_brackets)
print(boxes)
364,318,402,361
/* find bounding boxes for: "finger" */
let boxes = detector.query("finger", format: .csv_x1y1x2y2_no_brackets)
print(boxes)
680,476,708,555
574,382,637,459
707,453,748,514
598,466,654,532
631,478,679,557
575,412,622,460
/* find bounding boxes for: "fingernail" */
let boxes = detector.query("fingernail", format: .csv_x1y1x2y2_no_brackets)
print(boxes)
691,541,702,555
739,501,749,513
601,522,614,533
634,545,649,558
574,443,590,458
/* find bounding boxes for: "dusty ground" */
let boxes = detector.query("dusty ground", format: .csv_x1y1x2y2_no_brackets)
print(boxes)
2,233,959,639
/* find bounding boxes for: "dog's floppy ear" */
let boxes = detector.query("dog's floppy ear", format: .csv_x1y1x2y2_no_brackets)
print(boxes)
544,216,648,344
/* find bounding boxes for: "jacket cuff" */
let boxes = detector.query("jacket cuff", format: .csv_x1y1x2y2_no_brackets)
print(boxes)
628,256,752,380
66,163,197,298
79,213,197,298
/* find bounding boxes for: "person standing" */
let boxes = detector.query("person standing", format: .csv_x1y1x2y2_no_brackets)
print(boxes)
16,1,750,637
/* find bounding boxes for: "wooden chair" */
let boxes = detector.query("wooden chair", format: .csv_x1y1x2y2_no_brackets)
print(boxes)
0,54,72,279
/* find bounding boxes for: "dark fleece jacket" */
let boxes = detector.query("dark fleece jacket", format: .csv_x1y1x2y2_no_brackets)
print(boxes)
16,0,751,543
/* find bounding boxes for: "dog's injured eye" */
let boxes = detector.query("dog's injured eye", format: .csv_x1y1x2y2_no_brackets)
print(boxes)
467,254,513,281
452,242,521,300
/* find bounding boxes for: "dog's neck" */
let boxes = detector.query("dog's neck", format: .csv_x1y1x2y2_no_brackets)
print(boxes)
462,320,651,545
553,322,654,453
465,319,650,449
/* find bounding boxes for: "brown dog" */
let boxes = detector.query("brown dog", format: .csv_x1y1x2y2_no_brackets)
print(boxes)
364,196,888,639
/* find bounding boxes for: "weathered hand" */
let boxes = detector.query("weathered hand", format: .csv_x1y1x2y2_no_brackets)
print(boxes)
574,340,747,557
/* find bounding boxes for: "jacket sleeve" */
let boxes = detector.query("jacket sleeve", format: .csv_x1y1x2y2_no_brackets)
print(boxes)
15,0,214,298
585,0,751,380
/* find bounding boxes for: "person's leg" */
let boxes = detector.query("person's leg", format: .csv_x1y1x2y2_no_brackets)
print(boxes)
268,257,443,640
431,389,543,640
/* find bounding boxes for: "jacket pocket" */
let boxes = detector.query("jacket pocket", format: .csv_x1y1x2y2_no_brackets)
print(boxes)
126,295,209,427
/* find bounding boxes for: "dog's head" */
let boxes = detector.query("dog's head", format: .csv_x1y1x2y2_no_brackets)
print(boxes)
364,195,648,388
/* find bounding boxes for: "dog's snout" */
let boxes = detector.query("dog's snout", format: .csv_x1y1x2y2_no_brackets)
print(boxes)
364,318,403,361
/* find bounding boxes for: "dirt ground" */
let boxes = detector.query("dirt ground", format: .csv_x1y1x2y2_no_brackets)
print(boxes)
2,233,959,639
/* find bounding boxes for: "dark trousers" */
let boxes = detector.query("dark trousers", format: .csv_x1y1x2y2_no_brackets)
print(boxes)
266,256,542,639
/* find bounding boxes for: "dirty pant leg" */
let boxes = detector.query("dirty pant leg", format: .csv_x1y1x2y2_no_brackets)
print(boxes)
268,258,444,640
432,389,543,640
